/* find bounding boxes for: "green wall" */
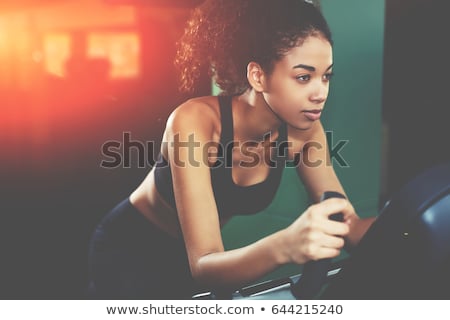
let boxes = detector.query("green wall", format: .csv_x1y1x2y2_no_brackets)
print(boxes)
220,0,385,283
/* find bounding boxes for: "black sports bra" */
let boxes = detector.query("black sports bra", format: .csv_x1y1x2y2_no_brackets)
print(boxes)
153,95,289,219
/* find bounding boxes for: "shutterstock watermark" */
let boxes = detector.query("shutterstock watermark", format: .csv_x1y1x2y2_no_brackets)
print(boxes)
100,131,349,169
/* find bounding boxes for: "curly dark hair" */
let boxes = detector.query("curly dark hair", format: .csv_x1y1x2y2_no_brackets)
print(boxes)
175,0,332,95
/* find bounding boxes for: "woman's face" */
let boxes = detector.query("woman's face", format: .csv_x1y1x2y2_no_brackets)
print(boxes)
262,35,333,130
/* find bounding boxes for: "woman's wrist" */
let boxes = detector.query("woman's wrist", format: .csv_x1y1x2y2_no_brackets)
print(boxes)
346,216,376,248
269,228,294,266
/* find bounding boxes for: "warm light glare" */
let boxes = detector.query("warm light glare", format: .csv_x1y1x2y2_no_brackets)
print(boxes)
87,32,140,78
0,2,141,171
0,13,36,89
43,33,71,77
0,17,7,54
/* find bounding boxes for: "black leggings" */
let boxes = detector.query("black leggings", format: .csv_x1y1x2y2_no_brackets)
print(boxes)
88,198,199,299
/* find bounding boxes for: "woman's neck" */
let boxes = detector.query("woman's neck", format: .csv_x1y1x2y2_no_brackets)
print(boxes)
234,90,284,142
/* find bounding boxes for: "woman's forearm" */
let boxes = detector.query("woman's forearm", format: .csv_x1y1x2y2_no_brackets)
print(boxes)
192,229,289,291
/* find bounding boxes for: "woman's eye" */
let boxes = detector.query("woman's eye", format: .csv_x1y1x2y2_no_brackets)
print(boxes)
323,72,334,81
296,74,310,81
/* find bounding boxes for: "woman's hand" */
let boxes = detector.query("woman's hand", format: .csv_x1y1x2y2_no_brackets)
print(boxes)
282,198,351,264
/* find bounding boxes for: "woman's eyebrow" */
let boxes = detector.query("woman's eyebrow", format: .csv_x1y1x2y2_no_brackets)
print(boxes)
292,63,334,71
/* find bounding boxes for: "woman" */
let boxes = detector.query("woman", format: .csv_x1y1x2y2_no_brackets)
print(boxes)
88,0,376,299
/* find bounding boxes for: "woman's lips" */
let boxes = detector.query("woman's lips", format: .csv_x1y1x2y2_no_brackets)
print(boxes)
303,109,322,121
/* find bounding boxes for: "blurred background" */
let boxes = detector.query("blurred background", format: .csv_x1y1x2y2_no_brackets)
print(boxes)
0,0,448,298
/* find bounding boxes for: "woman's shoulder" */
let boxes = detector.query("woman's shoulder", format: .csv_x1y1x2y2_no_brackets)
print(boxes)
165,95,221,138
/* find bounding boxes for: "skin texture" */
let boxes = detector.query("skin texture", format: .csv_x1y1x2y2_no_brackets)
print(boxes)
130,35,376,291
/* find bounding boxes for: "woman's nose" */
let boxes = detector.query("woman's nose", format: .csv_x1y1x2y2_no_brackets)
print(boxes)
310,82,328,104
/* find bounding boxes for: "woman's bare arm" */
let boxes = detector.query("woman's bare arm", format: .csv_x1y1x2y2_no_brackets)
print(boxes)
295,121,376,248
166,101,349,290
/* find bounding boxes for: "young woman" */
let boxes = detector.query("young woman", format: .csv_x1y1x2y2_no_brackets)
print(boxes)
88,0,376,299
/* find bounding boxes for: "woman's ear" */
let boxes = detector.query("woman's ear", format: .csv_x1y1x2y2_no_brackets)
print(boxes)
247,62,266,92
